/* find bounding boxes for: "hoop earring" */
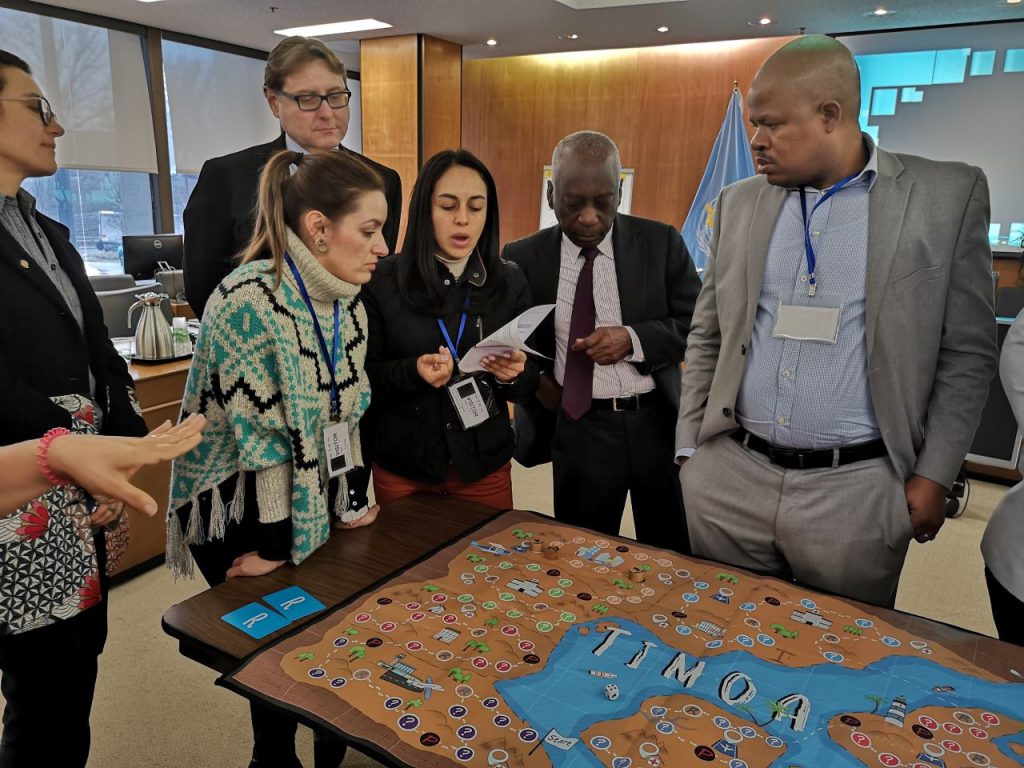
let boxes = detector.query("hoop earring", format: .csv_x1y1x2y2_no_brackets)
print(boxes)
315,235,329,254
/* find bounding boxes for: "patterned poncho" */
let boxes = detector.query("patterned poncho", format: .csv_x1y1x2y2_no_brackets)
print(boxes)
166,230,371,576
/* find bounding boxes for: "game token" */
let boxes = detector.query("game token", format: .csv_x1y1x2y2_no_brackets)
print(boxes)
493,714,511,727
745,617,761,628
675,624,692,635
882,636,901,647
969,726,988,740
736,634,754,647
612,758,632,768
954,711,976,725
694,745,715,761
757,633,776,646
520,729,539,742
942,722,963,735
683,593,699,603
765,737,785,748
455,685,474,698
967,752,990,765
764,596,781,606
419,733,440,747
684,705,703,717
398,715,419,730
366,637,383,647
675,569,691,578
488,749,511,766
523,654,540,664
638,742,660,758
355,612,371,622
800,598,816,610
671,611,687,619
406,641,423,651
482,601,497,610
457,725,477,740
878,752,900,766
436,650,454,662
455,747,474,761
377,597,392,605
912,724,932,739
626,596,642,604
851,732,871,748
739,602,756,612
384,698,402,709
942,739,962,752
590,736,612,750
352,669,371,681
471,627,487,637
380,622,396,632
980,712,1000,726
694,581,710,590
607,596,622,605
739,727,757,739
506,610,523,619
558,578,573,587
533,602,549,612
442,614,458,624
713,716,732,729
332,637,349,647
922,742,945,756
410,612,425,621
308,668,326,679
518,640,535,651
919,716,939,730
616,545,630,553
841,715,862,727
855,618,874,628
577,592,592,601
471,657,488,669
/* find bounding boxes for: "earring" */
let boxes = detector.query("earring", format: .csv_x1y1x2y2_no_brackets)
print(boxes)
315,235,329,254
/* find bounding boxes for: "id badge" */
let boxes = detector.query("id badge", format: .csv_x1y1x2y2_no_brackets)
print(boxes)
447,376,490,429
322,422,355,478
773,295,843,344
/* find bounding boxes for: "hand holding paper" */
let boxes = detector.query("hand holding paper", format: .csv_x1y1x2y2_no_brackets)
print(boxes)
458,304,554,374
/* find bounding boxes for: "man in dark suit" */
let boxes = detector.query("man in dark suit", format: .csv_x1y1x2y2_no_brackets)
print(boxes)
0,49,147,767
184,36,401,318
503,131,701,551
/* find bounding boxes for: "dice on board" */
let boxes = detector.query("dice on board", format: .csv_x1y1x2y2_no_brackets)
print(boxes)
604,683,619,700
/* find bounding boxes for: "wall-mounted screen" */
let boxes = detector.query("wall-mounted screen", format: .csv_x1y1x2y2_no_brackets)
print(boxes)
839,22,1024,247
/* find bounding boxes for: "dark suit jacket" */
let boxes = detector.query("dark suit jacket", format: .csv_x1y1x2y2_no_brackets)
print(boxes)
502,213,701,464
0,211,147,445
183,135,402,318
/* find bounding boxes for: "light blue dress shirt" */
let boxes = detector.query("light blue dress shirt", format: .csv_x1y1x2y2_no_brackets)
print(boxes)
735,138,881,450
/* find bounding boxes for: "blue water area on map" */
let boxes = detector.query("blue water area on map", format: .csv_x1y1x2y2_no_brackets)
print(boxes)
495,619,1024,768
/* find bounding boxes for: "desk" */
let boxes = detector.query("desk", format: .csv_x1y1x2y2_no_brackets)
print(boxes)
218,509,1024,768
162,494,501,673
115,357,191,575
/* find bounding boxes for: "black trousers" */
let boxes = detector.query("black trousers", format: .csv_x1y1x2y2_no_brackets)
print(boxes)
985,567,1024,646
551,400,690,554
186,474,347,768
0,536,108,768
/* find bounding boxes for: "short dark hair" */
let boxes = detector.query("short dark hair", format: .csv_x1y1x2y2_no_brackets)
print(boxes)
0,50,31,95
397,149,505,317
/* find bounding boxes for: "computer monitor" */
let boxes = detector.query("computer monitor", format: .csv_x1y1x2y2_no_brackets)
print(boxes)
122,234,183,280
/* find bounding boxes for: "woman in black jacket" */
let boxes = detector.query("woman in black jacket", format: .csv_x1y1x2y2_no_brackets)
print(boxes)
363,149,538,509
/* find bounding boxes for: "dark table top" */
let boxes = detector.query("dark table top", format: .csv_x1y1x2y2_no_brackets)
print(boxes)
163,496,1022,681
162,494,503,673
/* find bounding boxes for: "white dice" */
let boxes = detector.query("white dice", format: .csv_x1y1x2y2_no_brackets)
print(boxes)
604,683,619,700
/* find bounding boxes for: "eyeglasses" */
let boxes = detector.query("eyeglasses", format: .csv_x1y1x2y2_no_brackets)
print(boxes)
275,89,351,111
0,95,56,126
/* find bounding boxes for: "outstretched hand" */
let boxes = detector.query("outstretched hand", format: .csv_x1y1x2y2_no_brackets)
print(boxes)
48,414,206,517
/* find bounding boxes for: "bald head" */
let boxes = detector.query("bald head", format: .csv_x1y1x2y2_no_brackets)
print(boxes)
747,35,868,189
754,35,861,124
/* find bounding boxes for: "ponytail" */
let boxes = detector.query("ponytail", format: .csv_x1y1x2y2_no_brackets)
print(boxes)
239,150,303,286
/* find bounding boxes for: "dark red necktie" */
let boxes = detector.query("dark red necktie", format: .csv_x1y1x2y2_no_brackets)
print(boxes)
562,246,599,421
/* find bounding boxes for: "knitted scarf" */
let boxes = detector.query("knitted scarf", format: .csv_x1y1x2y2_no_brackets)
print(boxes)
166,230,371,576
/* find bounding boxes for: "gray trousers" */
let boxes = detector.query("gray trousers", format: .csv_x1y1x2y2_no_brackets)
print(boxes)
680,434,914,606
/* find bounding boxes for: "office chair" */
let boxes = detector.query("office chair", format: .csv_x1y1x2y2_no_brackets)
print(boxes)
87,273,136,292
995,287,1024,319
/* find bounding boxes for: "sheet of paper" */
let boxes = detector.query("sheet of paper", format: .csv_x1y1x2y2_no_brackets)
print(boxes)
458,304,554,374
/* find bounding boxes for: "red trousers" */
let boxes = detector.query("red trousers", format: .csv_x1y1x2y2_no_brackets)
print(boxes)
372,462,513,510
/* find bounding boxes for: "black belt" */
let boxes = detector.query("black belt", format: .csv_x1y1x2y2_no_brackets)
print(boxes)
730,428,888,469
589,391,660,411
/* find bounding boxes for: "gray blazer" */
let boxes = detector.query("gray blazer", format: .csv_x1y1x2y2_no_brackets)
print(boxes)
676,148,997,489
981,310,1024,601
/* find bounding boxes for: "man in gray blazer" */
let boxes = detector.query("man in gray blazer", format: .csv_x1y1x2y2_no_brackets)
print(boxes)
676,35,997,606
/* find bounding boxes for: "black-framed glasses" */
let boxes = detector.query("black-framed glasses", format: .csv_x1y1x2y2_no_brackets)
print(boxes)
275,89,351,111
0,95,56,126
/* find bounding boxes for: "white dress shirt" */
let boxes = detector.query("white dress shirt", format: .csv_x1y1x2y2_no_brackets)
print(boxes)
554,227,654,398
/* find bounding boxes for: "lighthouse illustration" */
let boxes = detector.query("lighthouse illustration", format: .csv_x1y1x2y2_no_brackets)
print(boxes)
884,695,907,727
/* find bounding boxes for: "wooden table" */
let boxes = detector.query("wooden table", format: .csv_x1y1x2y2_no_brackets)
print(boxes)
162,494,503,673
163,495,1022,682
115,357,192,576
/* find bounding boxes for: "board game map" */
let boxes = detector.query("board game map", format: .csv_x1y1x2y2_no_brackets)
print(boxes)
222,510,1024,768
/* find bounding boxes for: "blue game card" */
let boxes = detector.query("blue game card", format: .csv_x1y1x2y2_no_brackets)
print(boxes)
221,602,290,639
262,586,326,623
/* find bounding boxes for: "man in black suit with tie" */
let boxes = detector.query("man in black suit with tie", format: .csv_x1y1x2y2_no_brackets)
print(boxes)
503,131,701,552
183,36,402,318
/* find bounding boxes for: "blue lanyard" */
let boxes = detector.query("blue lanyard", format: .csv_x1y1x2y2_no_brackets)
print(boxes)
436,287,473,363
799,172,859,297
284,253,342,420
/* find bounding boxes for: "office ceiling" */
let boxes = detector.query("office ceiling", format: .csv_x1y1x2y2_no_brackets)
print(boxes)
42,0,1024,63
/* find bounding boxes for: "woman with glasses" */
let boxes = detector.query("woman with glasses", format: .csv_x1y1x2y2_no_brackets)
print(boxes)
182,35,401,319
362,149,539,509
0,50,150,768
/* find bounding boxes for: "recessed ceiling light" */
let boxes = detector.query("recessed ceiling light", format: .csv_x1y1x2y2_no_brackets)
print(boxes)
873,7,890,14
657,26,669,33
559,33,580,40
1008,0,1022,5
486,39,498,46
273,19,392,37
748,17,773,26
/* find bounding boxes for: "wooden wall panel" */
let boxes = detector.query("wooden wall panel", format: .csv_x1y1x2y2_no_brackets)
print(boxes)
462,37,794,245
361,35,419,248
421,36,462,161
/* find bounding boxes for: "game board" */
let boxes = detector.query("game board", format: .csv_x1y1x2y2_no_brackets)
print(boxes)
222,510,1024,768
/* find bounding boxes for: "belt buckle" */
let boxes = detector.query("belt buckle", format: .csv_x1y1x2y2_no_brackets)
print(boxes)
612,397,624,412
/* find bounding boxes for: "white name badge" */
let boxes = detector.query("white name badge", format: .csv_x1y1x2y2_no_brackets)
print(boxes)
773,298,843,344
448,376,490,429
323,422,355,478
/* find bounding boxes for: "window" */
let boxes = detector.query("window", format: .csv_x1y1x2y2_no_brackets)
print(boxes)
0,7,159,273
